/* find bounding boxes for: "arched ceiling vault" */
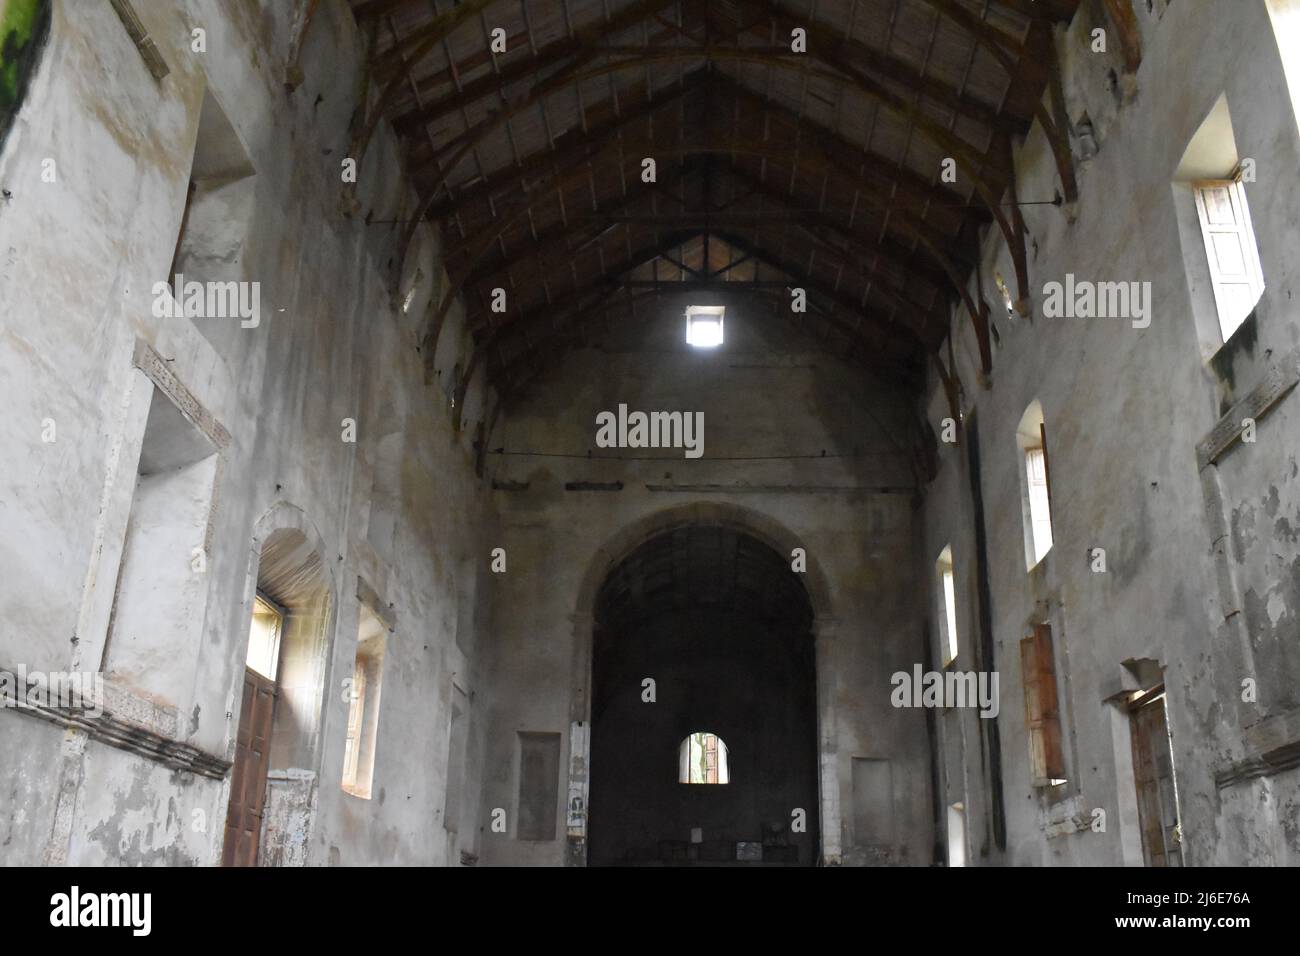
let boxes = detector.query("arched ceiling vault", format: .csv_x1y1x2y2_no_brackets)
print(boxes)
343,0,1088,404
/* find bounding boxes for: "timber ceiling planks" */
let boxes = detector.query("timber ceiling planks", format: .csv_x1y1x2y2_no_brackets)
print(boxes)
345,0,1084,399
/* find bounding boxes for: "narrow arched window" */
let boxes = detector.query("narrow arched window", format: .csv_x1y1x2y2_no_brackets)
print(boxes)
678,732,730,784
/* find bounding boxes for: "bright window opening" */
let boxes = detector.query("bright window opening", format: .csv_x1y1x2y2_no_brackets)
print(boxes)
686,305,724,348
1192,179,1265,343
936,546,958,667
1026,447,1054,564
678,732,730,784
947,802,967,867
1017,401,1054,570
342,607,387,799
1173,95,1266,351
245,593,283,681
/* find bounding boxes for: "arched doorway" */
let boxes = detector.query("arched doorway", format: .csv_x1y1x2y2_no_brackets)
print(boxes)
222,505,336,867
587,523,819,866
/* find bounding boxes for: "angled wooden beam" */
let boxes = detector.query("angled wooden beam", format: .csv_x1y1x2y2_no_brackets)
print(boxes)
749,0,1077,305
721,156,982,327
933,348,962,434
1102,0,1143,74
404,45,1013,262
419,121,700,367
392,1,676,135
449,122,994,370
454,166,691,291
348,0,498,166
449,136,963,316
438,121,971,346
710,73,983,231
415,74,700,222
284,0,322,92
452,232,704,418
1029,19,1079,205
747,1,1022,282
718,162,956,296
489,225,922,370
916,0,1035,69
706,229,929,350
730,9,1030,131
353,0,434,19
987,0,1077,17
477,231,701,344
913,0,1081,211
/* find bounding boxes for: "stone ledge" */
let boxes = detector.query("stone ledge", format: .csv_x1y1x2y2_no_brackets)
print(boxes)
1215,708,1300,788
1,672,230,780
1196,348,1300,471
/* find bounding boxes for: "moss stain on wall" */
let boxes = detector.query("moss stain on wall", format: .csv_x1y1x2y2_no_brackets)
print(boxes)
0,0,50,152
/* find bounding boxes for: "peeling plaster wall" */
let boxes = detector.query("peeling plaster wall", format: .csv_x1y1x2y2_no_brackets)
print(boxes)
0,0,491,866
478,305,933,866
922,1,1300,866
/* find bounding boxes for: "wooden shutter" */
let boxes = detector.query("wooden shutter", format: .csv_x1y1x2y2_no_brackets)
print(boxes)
1020,624,1065,787
1193,179,1265,340
342,662,366,787
1129,690,1183,867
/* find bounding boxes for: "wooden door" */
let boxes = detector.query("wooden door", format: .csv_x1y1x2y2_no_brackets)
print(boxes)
222,667,277,867
1130,691,1183,867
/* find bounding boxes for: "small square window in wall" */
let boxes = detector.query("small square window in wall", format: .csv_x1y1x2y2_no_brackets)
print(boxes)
935,546,958,667
686,305,725,348
342,607,387,799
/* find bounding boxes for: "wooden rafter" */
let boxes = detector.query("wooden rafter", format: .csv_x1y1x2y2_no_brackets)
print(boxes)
1102,0,1143,75
353,0,1087,399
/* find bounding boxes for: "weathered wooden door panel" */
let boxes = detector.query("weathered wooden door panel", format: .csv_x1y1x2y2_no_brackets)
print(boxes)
222,667,277,867
1130,693,1183,867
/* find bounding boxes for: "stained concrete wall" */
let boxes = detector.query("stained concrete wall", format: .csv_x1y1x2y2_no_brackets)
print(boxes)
477,300,934,866
922,0,1300,866
0,0,491,866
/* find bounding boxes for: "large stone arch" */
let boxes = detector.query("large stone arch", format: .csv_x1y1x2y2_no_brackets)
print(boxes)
566,501,844,865
220,501,339,867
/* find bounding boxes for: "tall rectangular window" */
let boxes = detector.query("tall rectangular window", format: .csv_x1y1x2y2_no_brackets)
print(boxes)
936,546,958,667
946,803,967,867
342,607,386,799
1025,445,1054,564
1018,403,1054,570
1020,624,1067,788
1192,178,1265,342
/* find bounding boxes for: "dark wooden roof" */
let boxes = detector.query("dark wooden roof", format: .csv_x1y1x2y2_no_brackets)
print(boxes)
345,0,1084,403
